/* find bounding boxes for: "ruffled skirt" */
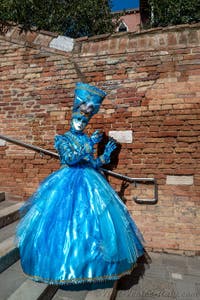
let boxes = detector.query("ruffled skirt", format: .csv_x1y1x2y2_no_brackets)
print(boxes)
16,165,144,284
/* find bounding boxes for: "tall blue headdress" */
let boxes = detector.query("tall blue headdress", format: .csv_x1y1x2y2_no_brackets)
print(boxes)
72,82,107,122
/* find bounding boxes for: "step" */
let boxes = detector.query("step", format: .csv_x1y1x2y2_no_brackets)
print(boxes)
0,260,27,300
52,281,117,300
8,279,58,300
0,235,19,273
85,282,117,300
52,287,88,300
0,200,17,209
0,201,24,228
0,220,18,243
0,220,20,272
0,192,5,202
0,260,58,300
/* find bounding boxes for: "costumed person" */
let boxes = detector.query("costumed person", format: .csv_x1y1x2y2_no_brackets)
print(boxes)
16,82,144,285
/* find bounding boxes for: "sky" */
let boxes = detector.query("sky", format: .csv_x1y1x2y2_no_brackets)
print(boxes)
111,0,139,11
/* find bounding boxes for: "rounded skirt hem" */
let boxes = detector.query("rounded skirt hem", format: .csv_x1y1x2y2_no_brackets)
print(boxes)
23,263,137,285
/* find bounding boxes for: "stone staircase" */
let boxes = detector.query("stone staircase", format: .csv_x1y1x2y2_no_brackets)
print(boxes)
0,192,117,300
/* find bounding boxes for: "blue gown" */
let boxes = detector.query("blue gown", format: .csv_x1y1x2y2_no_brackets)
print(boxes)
16,130,144,285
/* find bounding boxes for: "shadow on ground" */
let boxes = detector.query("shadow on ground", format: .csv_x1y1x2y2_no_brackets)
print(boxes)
60,280,115,291
117,251,151,291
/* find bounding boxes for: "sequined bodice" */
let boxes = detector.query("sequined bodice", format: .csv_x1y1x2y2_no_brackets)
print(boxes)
54,130,94,167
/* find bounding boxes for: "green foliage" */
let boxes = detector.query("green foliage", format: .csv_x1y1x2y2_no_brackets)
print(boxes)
148,0,200,27
0,0,118,38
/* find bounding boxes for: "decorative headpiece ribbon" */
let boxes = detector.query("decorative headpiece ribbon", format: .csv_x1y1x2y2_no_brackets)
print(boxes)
72,82,106,121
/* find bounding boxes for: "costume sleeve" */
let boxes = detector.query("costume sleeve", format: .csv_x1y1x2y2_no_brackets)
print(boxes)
89,153,111,169
54,135,87,165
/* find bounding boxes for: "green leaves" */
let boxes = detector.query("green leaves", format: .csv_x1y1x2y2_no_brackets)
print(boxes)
147,0,200,27
0,0,117,37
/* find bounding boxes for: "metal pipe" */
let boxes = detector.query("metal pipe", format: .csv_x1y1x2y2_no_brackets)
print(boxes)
0,134,59,158
101,168,155,183
0,133,158,204
133,180,158,205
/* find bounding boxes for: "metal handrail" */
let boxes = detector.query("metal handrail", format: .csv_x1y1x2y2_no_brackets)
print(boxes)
0,134,59,158
0,133,158,204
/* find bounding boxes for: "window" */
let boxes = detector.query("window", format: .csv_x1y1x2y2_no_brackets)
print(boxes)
118,21,128,32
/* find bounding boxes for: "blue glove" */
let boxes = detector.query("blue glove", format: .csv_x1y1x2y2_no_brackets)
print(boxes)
104,140,117,156
102,139,117,164
90,130,103,145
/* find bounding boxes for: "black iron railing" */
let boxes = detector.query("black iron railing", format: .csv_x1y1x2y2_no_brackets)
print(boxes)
0,134,158,204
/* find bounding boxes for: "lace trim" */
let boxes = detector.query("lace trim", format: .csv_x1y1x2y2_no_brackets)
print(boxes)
64,132,92,155
23,263,136,285
64,132,84,150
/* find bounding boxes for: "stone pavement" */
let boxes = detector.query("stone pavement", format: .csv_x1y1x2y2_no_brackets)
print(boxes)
115,251,200,300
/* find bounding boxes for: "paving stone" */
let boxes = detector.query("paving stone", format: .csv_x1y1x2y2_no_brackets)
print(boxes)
175,298,199,300
147,252,163,265
140,298,176,300
117,294,142,300
171,273,183,280
167,265,189,276
186,268,199,277
141,277,176,299
162,253,188,268
144,264,170,280
195,283,200,297
116,285,142,300
182,274,200,284
187,257,200,276
173,278,199,300
51,252,200,300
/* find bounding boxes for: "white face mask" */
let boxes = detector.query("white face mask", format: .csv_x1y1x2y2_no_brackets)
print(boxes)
72,118,87,132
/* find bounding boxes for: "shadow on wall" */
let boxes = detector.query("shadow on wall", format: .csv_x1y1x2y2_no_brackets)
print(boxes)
97,133,132,204
97,132,122,171
97,133,152,291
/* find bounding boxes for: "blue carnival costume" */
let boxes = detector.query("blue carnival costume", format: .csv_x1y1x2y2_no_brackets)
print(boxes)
16,82,144,285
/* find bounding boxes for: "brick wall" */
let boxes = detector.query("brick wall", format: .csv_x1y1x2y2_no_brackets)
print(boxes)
0,23,200,254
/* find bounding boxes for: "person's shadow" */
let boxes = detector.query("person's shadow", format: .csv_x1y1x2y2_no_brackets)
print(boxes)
97,133,121,172
116,251,151,292
97,133,152,294
97,133,130,204
59,253,151,300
